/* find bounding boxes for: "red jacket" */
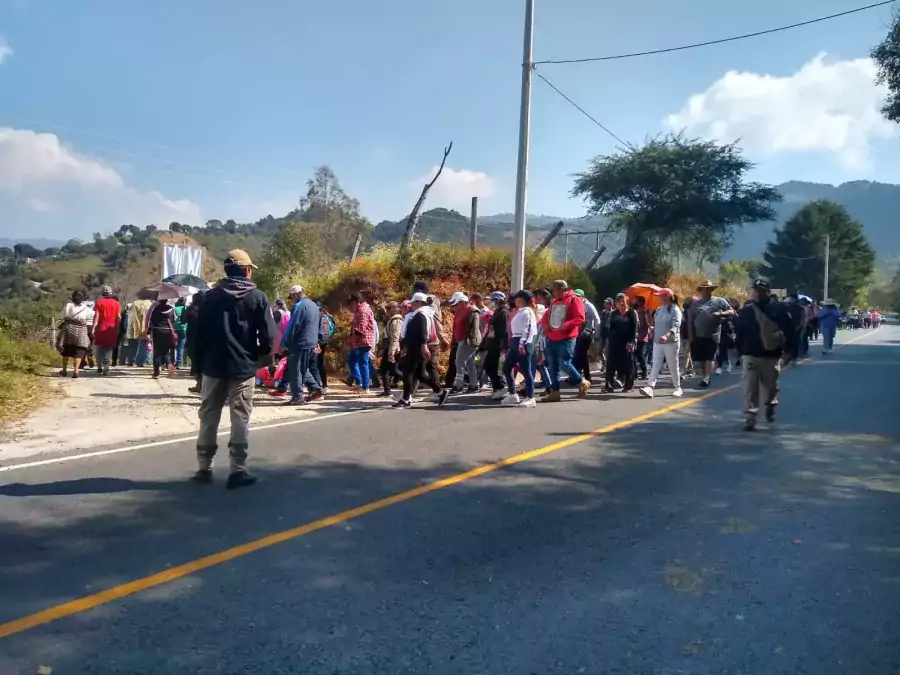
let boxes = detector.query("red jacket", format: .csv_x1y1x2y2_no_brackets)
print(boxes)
541,290,585,342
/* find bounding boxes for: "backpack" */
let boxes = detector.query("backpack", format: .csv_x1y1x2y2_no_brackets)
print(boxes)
320,313,336,342
751,304,785,351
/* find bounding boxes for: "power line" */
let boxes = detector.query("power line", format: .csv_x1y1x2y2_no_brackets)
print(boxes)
533,1,896,65
533,69,630,146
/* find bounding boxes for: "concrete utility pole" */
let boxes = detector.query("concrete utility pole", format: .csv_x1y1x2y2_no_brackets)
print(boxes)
511,0,535,293
823,233,830,300
470,196,478,251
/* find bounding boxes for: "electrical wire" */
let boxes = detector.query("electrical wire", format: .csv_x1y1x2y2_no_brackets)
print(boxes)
533,69,631,146
533,0,896,65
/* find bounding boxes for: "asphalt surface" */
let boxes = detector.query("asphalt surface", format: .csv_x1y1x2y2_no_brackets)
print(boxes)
0,328,898,674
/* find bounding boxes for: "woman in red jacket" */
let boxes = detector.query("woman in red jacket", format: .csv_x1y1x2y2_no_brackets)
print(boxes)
540,280,589,402
92,285,121,376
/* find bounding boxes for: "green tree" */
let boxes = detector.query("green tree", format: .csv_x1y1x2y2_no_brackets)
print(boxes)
872,13,900,123
762,200,875,306
254,220,331,299
718,258,762,289
299,166,374,257
572,133,780,288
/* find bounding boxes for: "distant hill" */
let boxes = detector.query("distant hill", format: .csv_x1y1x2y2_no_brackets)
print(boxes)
0,238,65,251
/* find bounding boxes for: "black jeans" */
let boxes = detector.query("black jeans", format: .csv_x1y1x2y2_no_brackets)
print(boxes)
606,342,634,391
633,341,647,378
482,344,504,391
443,340,458,388
573,334,593,383
379,347,402,393
317,344,328,388
151,333,173,376
402,350,442,401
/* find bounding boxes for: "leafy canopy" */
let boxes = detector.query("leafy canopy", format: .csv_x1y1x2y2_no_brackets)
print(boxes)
571,133,781,256
762,200,875,306
872,12,900,123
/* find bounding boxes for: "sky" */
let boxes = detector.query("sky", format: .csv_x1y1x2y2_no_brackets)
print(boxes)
0,0,898,241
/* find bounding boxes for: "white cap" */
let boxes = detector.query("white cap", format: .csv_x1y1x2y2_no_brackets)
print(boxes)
409,292,429,304
448,291,469,305
288,284,304,295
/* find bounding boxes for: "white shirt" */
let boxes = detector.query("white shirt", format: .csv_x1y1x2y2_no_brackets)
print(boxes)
510,306,537,344
61,302,91,322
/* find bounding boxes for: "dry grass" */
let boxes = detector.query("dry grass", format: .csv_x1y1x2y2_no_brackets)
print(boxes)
668,272,748,304
0,330,59,425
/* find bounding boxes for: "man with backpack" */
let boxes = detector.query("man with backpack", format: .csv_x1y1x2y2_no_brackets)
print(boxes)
735,279,793,431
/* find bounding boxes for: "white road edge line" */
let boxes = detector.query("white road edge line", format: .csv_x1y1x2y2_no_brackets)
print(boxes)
0,329,880,474
0,408,375,474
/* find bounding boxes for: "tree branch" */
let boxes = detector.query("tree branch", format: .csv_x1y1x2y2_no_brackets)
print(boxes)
397,142,453,263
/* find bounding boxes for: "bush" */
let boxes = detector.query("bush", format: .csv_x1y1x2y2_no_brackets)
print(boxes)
0,329,58,424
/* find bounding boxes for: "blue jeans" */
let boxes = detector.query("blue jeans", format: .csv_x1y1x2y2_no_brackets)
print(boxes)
504,339,535,398
347,347,371,390
545,338,581,391
175,333,186,366
822,326,836,351
287,348,322,400
135,338,150,366
93,346,112,371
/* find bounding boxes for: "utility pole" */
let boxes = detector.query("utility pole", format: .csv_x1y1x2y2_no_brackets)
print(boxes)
470,196,478,251
564,230,570,268
823,233,830,300
511,0,535,293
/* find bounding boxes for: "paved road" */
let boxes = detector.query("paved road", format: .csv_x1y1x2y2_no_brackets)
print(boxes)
0,328,898,674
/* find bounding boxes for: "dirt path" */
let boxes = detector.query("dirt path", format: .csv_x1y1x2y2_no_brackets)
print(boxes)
0,366,390,463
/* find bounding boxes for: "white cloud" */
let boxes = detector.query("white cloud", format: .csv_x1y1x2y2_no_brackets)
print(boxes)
408,166,496,207
0,37,12,65
664,53,895,169
0,127,202,237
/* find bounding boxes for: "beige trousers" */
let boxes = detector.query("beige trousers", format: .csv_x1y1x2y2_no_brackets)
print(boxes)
741,356,780,419
196,375,255,471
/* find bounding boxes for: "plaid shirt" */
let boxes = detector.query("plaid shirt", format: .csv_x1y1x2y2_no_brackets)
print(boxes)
349,301,376,349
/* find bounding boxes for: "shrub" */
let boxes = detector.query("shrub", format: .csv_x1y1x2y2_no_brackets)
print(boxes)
0,328,58,425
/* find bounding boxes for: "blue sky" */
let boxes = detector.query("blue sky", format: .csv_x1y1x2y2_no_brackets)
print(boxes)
0,0,897,240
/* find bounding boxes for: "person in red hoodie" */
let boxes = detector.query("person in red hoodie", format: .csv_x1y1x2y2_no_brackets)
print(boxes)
540,280,589,402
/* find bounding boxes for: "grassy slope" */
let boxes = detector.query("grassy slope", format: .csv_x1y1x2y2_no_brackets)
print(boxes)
0,330,58,425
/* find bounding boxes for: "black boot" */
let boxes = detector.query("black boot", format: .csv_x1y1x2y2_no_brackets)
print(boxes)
226,471,257,490
191,469,213,484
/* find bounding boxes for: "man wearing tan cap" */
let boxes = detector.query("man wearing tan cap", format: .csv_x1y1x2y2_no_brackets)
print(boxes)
191,249,275,489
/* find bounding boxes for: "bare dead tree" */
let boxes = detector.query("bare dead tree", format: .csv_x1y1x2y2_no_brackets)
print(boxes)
397,142,453,264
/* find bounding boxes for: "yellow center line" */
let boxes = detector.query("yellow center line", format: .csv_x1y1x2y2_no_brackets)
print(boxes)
0,329,876,640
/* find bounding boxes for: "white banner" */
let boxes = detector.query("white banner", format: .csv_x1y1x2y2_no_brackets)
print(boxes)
162,245,203,280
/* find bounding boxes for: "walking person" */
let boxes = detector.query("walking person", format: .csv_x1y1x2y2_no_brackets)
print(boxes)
716,300,738,374
572,289,599,385
501,290,538,407
148,299,178,379
680,297,694,379
393,293,449,409
639,288,683,398
57,290,92,379
451,293,483,394
192,249,275,488
184,290,206,394
633,296,651,380
92,285,121,376
346,293,376,394
818,300,840,354
317,302,336,393
279,285,325,405
604,293,638,393
540,280,589,402
377,302,403,397
483,292,509,399
533,288,553,394
735,279,793,431
112,301,127,367
129,298,153,367
173,297,188,368
687,280,734,388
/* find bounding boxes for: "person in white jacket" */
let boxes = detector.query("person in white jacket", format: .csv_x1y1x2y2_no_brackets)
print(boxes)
640,288,683,398
502,290,538,408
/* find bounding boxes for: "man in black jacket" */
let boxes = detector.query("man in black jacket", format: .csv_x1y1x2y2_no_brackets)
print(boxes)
735,279,793,431
192,249,275,488
393,292,449,409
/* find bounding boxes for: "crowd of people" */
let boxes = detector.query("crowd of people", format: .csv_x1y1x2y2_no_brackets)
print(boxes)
52,248,882,487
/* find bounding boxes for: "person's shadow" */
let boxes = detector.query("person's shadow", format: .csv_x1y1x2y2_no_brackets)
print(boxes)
0,478,177,497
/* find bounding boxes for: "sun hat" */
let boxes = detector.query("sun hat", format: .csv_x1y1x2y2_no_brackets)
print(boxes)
410,292,429,304
697,279,718,290
288,284,304,295
100,285,113,297
448,291,469,305
224,249,258,269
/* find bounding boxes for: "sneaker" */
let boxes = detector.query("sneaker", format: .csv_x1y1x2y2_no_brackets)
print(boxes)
376,390,392,398
698,378,710,389
765,405,776,423
465,386,479,394
451,386,465,395
577,380,591,398
490,389,506,400
392,398,411,408
501,393,520,406
639,386,654,398
725,364,732,374
743,419,757,432
715,367,722,375
672,387,684,397
437,389,450,407
424,393,440,403
191,469,213,485
622,387,634,394
268,389,288,397
226,471,257,490
306,389,324,402
542,391,562,403
322,387,331,395
188,385,201,394
518,397,537,408
283,398,307,406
